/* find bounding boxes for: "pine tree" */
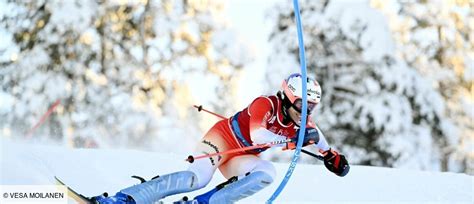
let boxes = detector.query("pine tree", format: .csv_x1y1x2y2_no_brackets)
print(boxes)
267,0,452,171
371,0,473,173
0,0,251,150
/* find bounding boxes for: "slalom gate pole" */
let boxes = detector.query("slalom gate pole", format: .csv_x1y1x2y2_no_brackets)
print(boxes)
267,0,308,202
26,99,61,138
185,139,291,163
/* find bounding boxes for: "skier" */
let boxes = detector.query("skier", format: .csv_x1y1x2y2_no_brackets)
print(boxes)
94,73,350,204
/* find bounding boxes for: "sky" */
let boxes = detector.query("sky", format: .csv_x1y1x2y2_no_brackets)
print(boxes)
227,0,278,107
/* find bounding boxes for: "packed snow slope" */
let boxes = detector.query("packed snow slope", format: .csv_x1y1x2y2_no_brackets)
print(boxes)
1,139,472,204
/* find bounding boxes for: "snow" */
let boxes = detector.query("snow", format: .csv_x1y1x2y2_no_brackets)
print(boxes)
0,27,19,63
265,0,473,172
47,1,97,33
328,0,395,61
1,139,472,203
0,0,472,186
227,0,274,105
0,96,13,124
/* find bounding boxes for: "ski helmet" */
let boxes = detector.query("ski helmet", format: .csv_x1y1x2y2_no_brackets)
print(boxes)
281,73,321,114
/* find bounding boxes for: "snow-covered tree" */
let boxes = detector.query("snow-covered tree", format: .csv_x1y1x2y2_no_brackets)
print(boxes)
266,0,458,172
371,0,473,173
0,0,252,151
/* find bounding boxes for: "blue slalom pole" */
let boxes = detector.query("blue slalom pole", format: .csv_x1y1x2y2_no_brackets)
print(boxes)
267,0,308,203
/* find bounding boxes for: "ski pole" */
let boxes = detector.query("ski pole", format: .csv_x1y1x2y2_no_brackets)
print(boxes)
193,105,226,120
186,143,325,163
186,139,292,163
192,104,326,161
26,99,61,138
301,149,324,161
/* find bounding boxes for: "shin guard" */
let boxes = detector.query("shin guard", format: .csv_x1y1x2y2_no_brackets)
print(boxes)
120,171,199,204
208,171,273,203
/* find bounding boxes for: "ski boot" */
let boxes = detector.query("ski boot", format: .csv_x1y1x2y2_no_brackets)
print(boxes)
91,192,135,204
90,174,160,204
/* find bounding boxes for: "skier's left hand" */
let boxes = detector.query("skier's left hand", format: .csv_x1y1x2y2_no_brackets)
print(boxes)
322,148,350,177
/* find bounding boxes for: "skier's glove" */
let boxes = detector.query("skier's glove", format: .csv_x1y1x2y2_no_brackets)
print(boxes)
283,128,320,150
283,138,297,150
299,127,319,145
322,148,350,177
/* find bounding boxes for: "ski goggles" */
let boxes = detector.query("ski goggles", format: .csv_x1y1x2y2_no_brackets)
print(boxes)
292,99,317,114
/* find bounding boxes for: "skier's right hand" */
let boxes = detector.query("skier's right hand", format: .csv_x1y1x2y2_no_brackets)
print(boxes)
283,138,297,150
297,127,319,145
283,128,320,150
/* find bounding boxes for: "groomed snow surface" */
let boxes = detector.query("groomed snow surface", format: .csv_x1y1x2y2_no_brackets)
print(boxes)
1,139,472,204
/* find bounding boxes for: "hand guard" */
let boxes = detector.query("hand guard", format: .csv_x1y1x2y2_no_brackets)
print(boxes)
322,148,350,177
283,128,320,150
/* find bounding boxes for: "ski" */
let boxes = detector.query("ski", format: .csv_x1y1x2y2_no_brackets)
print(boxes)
54,176,95,204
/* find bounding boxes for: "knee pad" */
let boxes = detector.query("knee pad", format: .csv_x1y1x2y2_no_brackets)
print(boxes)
253,160,276,180
187,157,215,188
120,171,200,204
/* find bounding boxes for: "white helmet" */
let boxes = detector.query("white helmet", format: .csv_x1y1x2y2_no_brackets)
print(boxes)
281,73,321,113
